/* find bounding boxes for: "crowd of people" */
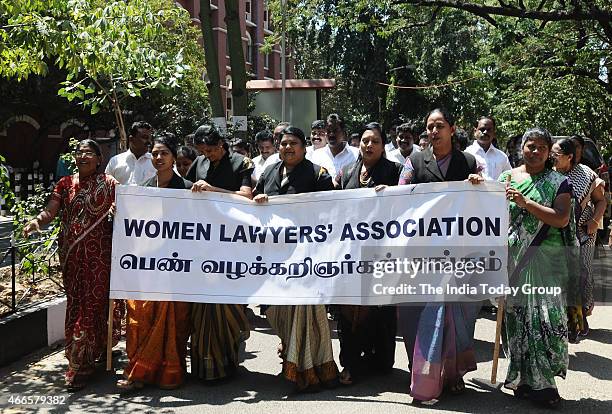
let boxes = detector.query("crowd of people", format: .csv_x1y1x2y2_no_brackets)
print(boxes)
21,108,605,409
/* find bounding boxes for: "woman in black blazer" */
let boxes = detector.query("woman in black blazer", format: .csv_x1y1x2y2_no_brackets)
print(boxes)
398,108,483,404
398,109,478,185
335,122,403,386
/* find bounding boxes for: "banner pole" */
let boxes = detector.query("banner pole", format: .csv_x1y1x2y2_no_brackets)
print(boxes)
490,297,505,383
106,299,114,371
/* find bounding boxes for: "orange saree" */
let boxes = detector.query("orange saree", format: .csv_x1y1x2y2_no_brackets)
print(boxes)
124,300,191,388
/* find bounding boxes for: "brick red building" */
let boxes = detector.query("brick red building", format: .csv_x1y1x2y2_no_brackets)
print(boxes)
0,0,293,193
176,0,294,118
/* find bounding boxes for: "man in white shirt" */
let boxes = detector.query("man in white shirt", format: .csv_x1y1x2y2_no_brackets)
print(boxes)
261,122,289,171
305,120,328,160
465,116,511,181
310,113,358,177
387,122,420,165
251,130,277,183
105,121,156,185
384,119,402,153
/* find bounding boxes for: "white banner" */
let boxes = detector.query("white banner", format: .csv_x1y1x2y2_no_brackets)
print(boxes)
110,182,509,304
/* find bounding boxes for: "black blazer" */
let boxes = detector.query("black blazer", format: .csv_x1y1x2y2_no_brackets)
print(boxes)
408,147,477,183
256,158,333,196
340,156,403,189
185,152,254,191
143,172,193,189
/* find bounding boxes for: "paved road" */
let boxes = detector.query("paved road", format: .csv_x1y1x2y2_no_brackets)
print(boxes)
0,303,611,413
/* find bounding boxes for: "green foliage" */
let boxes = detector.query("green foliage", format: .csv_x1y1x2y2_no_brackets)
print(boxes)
1,0,209,141
0,154,14,210
11,184,59,277
249,113,279,137
273,0,611,148
10,138,78,277
477,16,612,147
58,137,79,174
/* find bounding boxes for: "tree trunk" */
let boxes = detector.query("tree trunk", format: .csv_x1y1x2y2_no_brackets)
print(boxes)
110,77,128,150
199,0,226,133
225,0,248,140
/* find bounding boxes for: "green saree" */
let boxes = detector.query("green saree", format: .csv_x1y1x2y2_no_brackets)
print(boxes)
499,169,577,392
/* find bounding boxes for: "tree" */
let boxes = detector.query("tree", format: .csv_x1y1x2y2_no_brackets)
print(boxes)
394,1,611,43
0,0,201,147
199,0,226,130
225,0,249,139
274,0,611,146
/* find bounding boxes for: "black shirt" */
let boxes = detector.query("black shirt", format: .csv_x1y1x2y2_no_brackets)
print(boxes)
185,152,254,191
256,158,333,196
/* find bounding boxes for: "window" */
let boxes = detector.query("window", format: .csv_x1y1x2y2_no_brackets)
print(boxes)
263,5,270,31
225,33,229,58
225,75,233,120
245,32,253,64
264,50,270,69
245,1,252,22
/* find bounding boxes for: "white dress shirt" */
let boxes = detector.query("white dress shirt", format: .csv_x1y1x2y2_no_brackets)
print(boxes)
305,145,315,161
310,144,359,177
105,149,156,185
261,152,281,172
252,154,275,182
384,142,398,153
465,141,512,181
386,145,420,165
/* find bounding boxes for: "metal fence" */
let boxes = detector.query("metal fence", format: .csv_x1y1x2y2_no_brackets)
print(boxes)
0,230,63,317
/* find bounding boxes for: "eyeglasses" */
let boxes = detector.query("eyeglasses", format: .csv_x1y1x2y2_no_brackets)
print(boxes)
550,151,568,158
74,151,97,158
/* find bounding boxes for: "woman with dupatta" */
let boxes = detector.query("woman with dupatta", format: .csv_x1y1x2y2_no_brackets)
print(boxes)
552,138,605,341
23,139,120,391
254,125,339,392
335,122,402,385
563,136,605,338
501,128,577,409
117,135,193,390
397,108,483,404
187,125,254,381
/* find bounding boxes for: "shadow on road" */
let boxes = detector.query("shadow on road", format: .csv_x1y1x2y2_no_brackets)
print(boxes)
585,328,612,345
569,351,612,380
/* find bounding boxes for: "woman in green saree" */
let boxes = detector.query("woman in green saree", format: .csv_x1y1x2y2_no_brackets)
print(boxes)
499,127,577,409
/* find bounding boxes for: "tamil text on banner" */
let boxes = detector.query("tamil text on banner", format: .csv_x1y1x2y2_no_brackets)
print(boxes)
110,182,509,305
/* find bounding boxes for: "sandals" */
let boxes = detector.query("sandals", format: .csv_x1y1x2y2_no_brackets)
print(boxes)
580,314,590,336
339,368,353,386
412,398,438,406
116,379,145,391
513,384,532,399
448,378,466,395
65,380,86,392
65,373,88,392
529,387,563,409
277,342,284,359
534,395,562,409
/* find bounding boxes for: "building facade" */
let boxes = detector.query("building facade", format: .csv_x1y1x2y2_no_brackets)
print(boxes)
176,0,294,119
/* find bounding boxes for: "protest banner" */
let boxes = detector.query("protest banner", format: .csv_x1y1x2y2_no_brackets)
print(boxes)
109,182,509,305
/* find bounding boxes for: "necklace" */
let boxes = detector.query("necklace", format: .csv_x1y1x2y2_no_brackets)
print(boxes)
359,167,371,187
